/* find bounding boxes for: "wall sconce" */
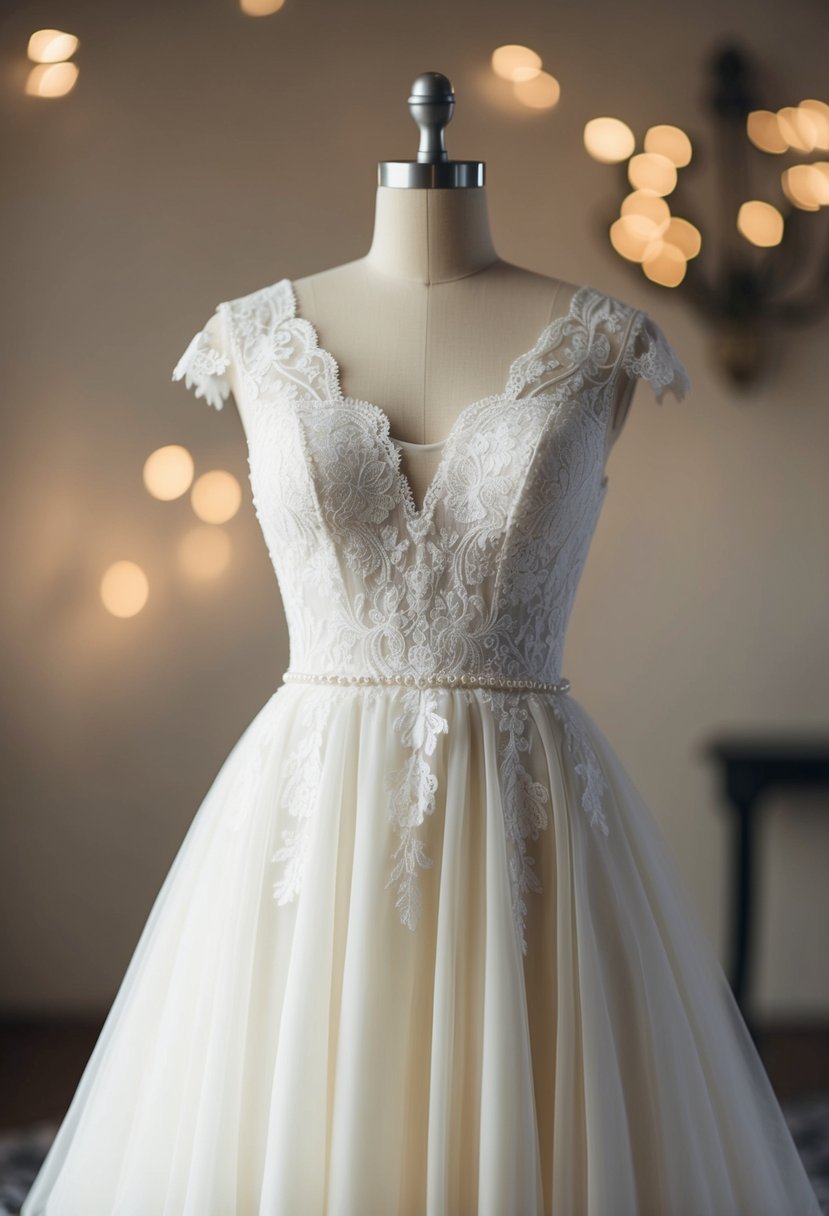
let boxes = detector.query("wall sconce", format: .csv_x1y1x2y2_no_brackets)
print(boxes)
587,43,829,390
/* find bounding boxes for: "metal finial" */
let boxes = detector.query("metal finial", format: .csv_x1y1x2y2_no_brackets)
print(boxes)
408,72,454,164
378,72,484,188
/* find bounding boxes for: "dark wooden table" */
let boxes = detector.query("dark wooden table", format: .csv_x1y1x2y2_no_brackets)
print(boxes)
704,735,829,1041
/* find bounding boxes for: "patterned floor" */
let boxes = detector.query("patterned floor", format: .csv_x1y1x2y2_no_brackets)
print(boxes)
1,1097,828,1214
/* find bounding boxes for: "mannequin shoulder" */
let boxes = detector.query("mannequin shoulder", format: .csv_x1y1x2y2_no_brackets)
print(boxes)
200,308,225,349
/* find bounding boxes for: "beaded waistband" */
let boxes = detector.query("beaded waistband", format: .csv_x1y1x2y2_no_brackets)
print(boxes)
282,670,571,694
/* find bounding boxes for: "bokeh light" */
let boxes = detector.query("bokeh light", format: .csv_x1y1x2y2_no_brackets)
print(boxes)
27,29,78,62
610,215,660,263
512,71,560,111
746,110,789,154
737,201,784,247
627,152,678,196
101,561,149,618
25,62,78,98
239,0,286,14
143,445,195,501
798,100,829,149
620,190,671,235
777,106,820,153
583,117,635,164
190,470,242,524
663,216,702,259
642,242,687,287
643,124,692,168
491,45,542,82
781,164,829,210
178,527,232,580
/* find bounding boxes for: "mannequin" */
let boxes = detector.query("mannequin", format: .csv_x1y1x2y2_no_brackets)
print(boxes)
207,76,635,514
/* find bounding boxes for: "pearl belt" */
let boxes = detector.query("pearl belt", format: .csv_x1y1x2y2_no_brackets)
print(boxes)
282,670,571,694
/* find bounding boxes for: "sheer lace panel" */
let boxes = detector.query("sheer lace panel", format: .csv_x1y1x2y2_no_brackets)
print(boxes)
171,309,232,411
622,309,691,405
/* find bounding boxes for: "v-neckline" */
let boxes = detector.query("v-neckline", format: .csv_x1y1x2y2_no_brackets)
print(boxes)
278,277,593,527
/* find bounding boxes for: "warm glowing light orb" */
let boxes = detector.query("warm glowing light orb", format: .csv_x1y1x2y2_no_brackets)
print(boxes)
583,117,635,164
512,71,560,110
609,216,663,263
190,470,242,524
25,62,78,97
620,190,671,235
642,243,687,287
240,0,286,14
627,152,677,196
798,100,829,150
179,527,232,580
27,29,79,63
746,110,789,154
143,445,195,501
781,164,828,210
801,162,829,205
777,106,818,152
643,124,692,168
813,162,829,199
491,45,542,82
737,200,784,247
101,561,149,618
664,216,702,259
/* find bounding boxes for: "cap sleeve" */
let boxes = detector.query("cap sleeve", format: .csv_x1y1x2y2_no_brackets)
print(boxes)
621,308,691,405
171,306,232,411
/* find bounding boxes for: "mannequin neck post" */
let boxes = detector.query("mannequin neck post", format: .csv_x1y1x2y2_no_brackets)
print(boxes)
364,186,500,284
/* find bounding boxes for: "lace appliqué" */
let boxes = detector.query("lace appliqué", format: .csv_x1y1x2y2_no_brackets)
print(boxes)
545,694,610,836
271,692,335,903
483,687,611,954
171,325,231,411
623,310,691,405
384,688,450,930
479,689,550,955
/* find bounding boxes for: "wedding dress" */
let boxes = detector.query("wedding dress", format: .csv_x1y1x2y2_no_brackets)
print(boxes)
21,277,822,1215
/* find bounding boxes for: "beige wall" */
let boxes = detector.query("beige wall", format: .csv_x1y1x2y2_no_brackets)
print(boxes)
1,0,827,1016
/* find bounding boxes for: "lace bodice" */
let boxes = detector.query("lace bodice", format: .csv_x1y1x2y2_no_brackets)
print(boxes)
173,277,689,686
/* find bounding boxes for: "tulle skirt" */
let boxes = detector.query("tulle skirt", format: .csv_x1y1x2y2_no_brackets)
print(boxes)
21,684,822,1215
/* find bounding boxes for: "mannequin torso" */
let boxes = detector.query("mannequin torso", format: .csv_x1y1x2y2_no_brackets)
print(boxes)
215,186,634,512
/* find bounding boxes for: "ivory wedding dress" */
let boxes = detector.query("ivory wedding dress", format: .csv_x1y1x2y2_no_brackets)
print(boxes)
21,278,822,1215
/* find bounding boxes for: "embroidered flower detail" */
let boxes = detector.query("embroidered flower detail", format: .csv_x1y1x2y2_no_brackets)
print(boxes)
381,524,410,567
171,328,231,410
547,694,610,836
400,688,451,756
623,310,691,404
272,694,334,904
327,418,401,526
441,422,516,528
384,688,450,930
481,689,551,954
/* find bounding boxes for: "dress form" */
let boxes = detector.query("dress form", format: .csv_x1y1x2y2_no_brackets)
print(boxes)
286,188,632,514
210,75,635,512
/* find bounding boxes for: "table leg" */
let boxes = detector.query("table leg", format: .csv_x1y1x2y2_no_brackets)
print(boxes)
729,797,757,1041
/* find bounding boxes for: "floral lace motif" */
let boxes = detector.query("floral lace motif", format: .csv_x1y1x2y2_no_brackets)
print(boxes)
384,688,450,930
171,328,231,410
173,277,690,950
479,689,550,954
271,692,335,904
623,309,691,405
546,694,610,836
